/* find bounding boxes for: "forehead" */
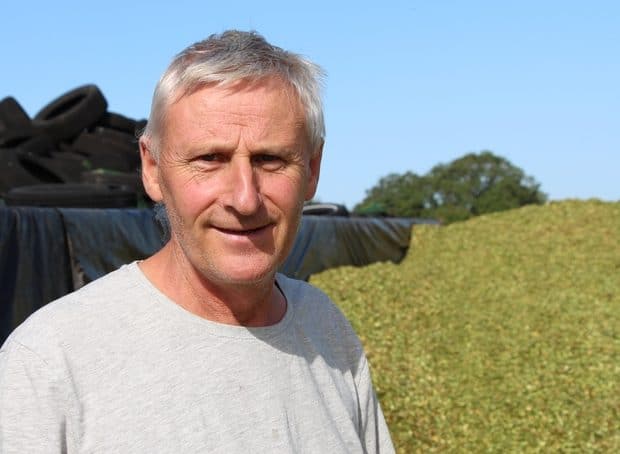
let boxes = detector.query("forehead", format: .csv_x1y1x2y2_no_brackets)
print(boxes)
162,78,308,148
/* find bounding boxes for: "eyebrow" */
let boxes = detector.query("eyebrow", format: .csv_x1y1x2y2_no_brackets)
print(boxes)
182,143,305,159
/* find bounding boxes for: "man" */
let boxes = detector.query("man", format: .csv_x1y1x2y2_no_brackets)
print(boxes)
0,31,395,453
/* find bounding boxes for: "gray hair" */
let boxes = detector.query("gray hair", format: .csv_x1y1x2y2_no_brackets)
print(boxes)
142,30,325,158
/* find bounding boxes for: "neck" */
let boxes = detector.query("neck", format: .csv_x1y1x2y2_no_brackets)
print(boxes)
139,241,286,327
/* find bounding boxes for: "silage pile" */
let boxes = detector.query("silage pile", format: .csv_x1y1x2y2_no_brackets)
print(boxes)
311,200,620,453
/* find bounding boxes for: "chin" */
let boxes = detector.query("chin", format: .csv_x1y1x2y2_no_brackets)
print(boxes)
203,258,279,287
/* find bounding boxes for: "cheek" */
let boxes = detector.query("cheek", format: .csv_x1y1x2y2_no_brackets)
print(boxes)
260,172,307,209
161,172,216,219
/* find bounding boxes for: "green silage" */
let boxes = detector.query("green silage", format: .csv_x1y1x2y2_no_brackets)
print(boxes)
311,200,620,453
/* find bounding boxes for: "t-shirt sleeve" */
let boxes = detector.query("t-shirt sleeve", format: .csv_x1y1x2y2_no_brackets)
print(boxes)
356,356,396,454
0,339,69,453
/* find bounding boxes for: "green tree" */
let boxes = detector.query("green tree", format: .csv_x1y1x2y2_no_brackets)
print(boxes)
354,151,547,223
353,172,431,217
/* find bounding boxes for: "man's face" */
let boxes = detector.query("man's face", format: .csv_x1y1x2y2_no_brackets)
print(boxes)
141,78,321,286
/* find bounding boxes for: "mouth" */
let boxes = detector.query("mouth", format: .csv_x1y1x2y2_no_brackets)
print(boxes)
214,224,272,236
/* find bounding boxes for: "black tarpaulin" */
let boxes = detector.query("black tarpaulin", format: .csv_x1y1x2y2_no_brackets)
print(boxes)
1,207,433,344
0,207,73,339
59,208,164,286
280,216,423,280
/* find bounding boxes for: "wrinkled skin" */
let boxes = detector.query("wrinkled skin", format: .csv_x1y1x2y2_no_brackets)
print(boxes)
139,78,322,326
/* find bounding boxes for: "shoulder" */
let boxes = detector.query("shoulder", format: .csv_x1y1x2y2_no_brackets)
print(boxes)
276,273,330,304
276,273,365,371
2,262,145,354
276,273,346,326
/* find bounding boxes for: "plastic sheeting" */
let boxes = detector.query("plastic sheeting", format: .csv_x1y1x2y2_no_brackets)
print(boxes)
60,208,164,287
1,207,434,343
0,207,73,340
281,216,426,280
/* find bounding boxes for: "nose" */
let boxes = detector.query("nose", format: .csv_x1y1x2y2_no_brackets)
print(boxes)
224,157,261,215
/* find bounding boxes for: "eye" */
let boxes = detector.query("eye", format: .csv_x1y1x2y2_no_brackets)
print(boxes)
253,154,284,170
200,153,222,162
194,153,226,169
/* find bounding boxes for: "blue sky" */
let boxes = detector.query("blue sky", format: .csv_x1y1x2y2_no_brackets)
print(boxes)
2,1,618,208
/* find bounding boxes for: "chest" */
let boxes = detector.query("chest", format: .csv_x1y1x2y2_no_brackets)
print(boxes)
67,337,363,453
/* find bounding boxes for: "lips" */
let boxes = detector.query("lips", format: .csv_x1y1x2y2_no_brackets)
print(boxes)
213,223,273,237
217,226,265,235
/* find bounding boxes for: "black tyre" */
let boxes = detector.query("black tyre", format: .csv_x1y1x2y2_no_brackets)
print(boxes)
0,148,43,195
81,169,144,194
302,203,349,216
97,112,140,135
19,151,91,183
0,136,63,195
32,85,107,142
0,97,31,135
14,134,56,157
91,126,138,147
4,183,137,208
0,127,36,148
71,130,140,172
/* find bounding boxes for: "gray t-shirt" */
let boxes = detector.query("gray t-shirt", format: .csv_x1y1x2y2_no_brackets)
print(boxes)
0,262,394,453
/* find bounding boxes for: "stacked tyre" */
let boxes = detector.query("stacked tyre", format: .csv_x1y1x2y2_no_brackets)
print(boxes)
0,85,148,208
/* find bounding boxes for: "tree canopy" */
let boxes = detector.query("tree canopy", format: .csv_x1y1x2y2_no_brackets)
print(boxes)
354,151,547,223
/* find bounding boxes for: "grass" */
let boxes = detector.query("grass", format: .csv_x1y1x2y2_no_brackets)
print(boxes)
311,200,620,453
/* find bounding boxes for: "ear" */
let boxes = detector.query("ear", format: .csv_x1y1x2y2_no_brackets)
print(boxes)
139,137,164,202
304,141,323,201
